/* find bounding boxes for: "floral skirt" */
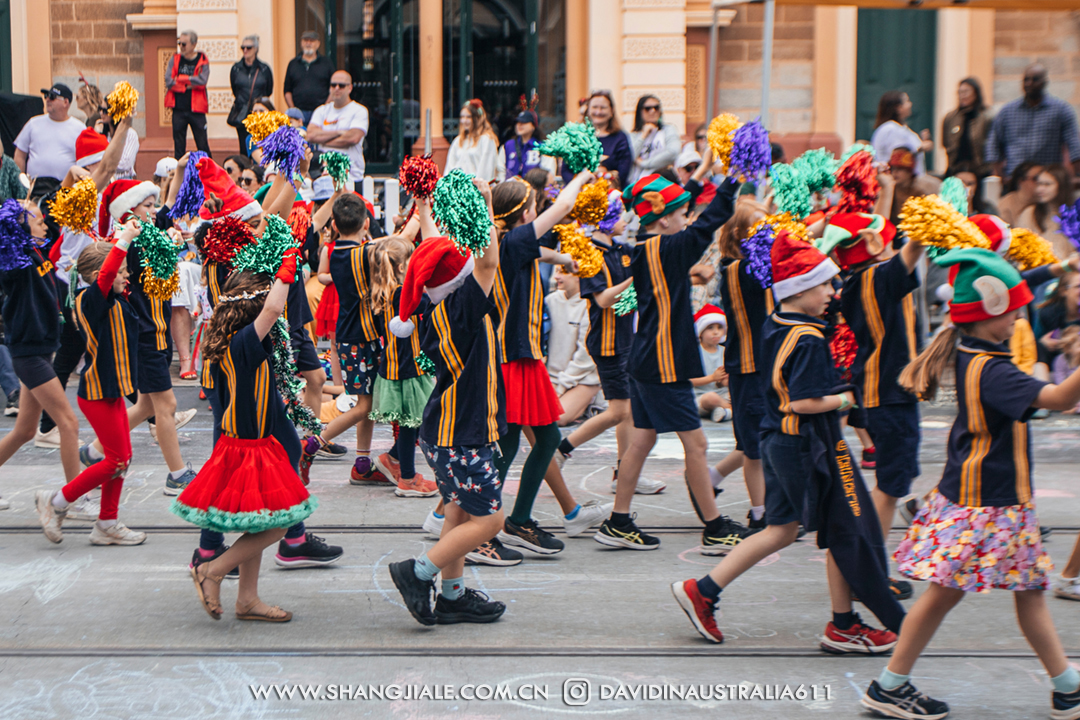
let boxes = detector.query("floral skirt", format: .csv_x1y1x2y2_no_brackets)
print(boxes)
369,374,435,428
894,489,1052,593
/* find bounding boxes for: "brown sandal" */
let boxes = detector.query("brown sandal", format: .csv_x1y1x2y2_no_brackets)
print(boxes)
236,600,293,623
191,565,224,620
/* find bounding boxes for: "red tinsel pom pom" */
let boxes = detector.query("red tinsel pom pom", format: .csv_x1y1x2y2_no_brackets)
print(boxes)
835,152,879,214
288,203,312,245
830,322,858,382
400,155,439,200
203,216,254,265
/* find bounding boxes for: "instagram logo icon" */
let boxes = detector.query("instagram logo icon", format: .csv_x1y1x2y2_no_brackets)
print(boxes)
562,678,592,706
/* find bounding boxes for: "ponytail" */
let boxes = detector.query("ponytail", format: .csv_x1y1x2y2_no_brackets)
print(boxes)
899,324,967,401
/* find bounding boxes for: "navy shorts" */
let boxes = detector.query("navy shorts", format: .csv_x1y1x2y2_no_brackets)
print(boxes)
761,431,811,527
728,371,765,460
291,329,322,373
866,403,921,498
337,339,381,396
137,342,173,394
420,440,503,516
629,378,700,434
11,353,56,389
593,353,630,401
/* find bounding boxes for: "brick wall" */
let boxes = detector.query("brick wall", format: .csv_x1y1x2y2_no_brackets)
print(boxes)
51,1,146,136
993,10,1080,110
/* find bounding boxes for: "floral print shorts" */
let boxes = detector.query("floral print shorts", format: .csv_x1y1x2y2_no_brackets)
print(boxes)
419,441,502,517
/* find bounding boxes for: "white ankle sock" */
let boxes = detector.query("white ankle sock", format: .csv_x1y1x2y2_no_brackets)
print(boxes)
97,518,117,529
750,505,765,521
169,467,188,481
708,467,724,489
52,491,70,510
87,444,104,462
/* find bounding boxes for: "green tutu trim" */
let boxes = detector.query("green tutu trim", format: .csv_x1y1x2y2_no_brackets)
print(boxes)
369,374,435,428
170,496,319,534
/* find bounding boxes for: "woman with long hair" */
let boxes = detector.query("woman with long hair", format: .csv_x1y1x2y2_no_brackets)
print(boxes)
871,90,934,176
561,91,632,186
942,77,991,173
445,99,499,182
1017,164,1073,259
629,94,681,185
998,160,1044,226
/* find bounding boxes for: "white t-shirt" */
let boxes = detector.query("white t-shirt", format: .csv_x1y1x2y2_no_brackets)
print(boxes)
14,115,85,181
310,101,369,181
871,120,925,176
445,135,498,182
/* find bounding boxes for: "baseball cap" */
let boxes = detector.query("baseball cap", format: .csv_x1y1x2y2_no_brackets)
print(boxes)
312,175,334,202
41,84,73,102
676,148,702,169
301,31,320,41
285,107,305,122
154,157,178,178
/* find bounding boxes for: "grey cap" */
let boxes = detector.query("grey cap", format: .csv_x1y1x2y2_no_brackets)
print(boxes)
312,175,334,201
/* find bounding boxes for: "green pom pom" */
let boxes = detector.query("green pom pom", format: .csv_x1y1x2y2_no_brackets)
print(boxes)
839,143,875,164
614,284,637,316
537,121,602,174
939,176,969,217
232,215,299,276
270,319,323,435
134,222,180,281
322,151,351,191
792,149,838,196
769,164,812,221
415,351,435,375
432,169,494,256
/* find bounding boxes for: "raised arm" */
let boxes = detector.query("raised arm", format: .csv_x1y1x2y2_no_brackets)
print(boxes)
533,170,595,238
90,115,133,189
471,179,499,294
253,247,302,339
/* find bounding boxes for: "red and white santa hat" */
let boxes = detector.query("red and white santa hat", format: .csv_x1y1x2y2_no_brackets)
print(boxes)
389,237,475,338
98,178,160,237
969,214,1011,256
694,304,726,337
197,157,262,222
771,229,840,302
75,127,109,168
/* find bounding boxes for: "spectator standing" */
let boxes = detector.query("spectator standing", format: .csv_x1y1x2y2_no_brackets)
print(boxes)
230,35,274,154
986,63,1080,178
562,91,632,186
445,99,499,182
165,30,211,159
13,84,84,183
871,90,934,177
306,71,369,187
942,77,991,174
284,31,335,126
629,94,681,185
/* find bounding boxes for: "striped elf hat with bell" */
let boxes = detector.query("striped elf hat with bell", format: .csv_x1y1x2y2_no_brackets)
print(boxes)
936,247,1033,323
622,174,691,226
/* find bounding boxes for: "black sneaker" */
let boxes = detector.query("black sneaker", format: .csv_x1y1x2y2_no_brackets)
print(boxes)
4,389,18,417
274,533,344,568
890,577,914,601
434,587,506,624
498,518,564,555
861,680,949,719
594,515,660,550
316,441,348,460
701,517,748,556
388,558,436,626
745,511,766,536
465,538,524,566
189,545,240,579
1052,685,1080,720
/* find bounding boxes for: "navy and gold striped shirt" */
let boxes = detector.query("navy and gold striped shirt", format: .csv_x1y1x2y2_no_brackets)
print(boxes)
719,257,774,375
761,312,837,437
329,239,379,344
628,178,737,384
376,287,430,381
75,278,138,401
211,324,287,439
493,223,548,363
126,244,172,351
938,337,1047,508
419,275,505,447
579,238,633,358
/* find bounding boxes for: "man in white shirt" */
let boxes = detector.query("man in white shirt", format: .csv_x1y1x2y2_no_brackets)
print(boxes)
14,84,85,182
306,71,369,186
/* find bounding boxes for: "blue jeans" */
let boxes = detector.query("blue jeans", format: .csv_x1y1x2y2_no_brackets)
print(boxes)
0,345,20,398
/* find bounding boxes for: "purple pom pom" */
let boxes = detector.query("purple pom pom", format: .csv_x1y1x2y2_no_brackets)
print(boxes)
728,119,771,181
259,126,307,185
1058,200,1080,252
742,222,775,289
169,151,208,220
598,194,624,235
0,199,34,272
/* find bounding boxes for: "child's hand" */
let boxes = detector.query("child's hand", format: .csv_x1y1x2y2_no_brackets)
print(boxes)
473,177,492,202
117,219,140,244
711,366,727,385
842,390,857,408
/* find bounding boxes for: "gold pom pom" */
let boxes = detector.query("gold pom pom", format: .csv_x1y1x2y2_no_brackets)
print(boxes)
106,81,139,122
707,114,742,174
749,212,810,245
569,178,610,226
142,268,180,301
554,223,604,278
243,111,292,144
49,177,99,234
1007,228,1059,271
898,195,990,252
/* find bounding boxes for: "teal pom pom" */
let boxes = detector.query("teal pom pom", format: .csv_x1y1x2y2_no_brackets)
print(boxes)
769,164,812,221
614,284,637,316
537,121,602,174
939,176,969,217
231,214,299,276
415,351,435,375
839,143,875,164
322,151,351,191
792,149,838,196
432,169,494,256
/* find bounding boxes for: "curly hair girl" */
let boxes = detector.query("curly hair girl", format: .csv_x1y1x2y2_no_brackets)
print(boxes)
201,270,272,363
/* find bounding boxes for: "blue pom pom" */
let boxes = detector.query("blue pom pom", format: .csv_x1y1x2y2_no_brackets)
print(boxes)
169,151,208,220
742,222,775,289
1059,200,1080,253
259,126,307,185
0,199,34,272
728,119,772,181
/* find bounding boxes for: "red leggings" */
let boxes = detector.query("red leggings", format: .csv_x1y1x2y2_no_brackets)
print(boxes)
61,397,132,520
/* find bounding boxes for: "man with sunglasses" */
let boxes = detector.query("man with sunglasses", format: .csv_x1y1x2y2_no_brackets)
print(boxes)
306,71,368,188
13,84,84,184
165,29,212,160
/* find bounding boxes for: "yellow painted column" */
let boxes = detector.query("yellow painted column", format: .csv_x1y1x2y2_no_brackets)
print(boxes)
565,1,589,123
414,0,449,167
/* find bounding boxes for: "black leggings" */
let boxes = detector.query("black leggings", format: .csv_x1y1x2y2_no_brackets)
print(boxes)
496,422,561,524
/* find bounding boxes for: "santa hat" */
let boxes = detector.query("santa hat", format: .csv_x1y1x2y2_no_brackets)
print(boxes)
623,174,690,226
937,247,1032,323
389,237,475,338
969,214,1011,256
98,179,159,237
694,304,726,337
771,229,839,301
196,158,262,222
75,128,109,168
817,212,897,269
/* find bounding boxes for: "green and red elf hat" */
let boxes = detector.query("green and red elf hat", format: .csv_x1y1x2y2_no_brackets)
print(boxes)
622,174,691,226
815,212,896,269
937,247,1033,323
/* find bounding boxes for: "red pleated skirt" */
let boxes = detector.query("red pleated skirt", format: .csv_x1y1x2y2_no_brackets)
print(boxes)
170,436,317,534
501,357,563,426
315,283,340,338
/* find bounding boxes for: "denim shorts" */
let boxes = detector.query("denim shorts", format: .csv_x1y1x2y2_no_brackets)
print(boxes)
419,440,503,516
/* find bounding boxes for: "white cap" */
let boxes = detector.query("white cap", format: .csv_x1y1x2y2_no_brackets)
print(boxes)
676,148,702,169
154,157,178,178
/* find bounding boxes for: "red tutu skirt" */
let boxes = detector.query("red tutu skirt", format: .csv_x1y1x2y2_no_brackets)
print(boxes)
315,283,339,338
170,435,317,533
501,358,563,426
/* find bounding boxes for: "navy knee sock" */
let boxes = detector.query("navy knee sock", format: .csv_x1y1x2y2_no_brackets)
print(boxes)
397,425,417,478
285,522,306,540
510,422,561,524
199,529,225,551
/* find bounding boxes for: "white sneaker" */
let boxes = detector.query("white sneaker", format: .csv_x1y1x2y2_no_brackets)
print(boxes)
554,451,569,470
0,495,9,510
34,489,65,543
1054,574,1080,601
34,427,61,449
422,509,444,537
66,495,101,522
174,408,198,430
564,501,613,537
89,521,147,546
610,475,667,495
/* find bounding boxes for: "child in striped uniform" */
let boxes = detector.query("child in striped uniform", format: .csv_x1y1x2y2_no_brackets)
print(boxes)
863,248,1080,720
34,227,145,546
